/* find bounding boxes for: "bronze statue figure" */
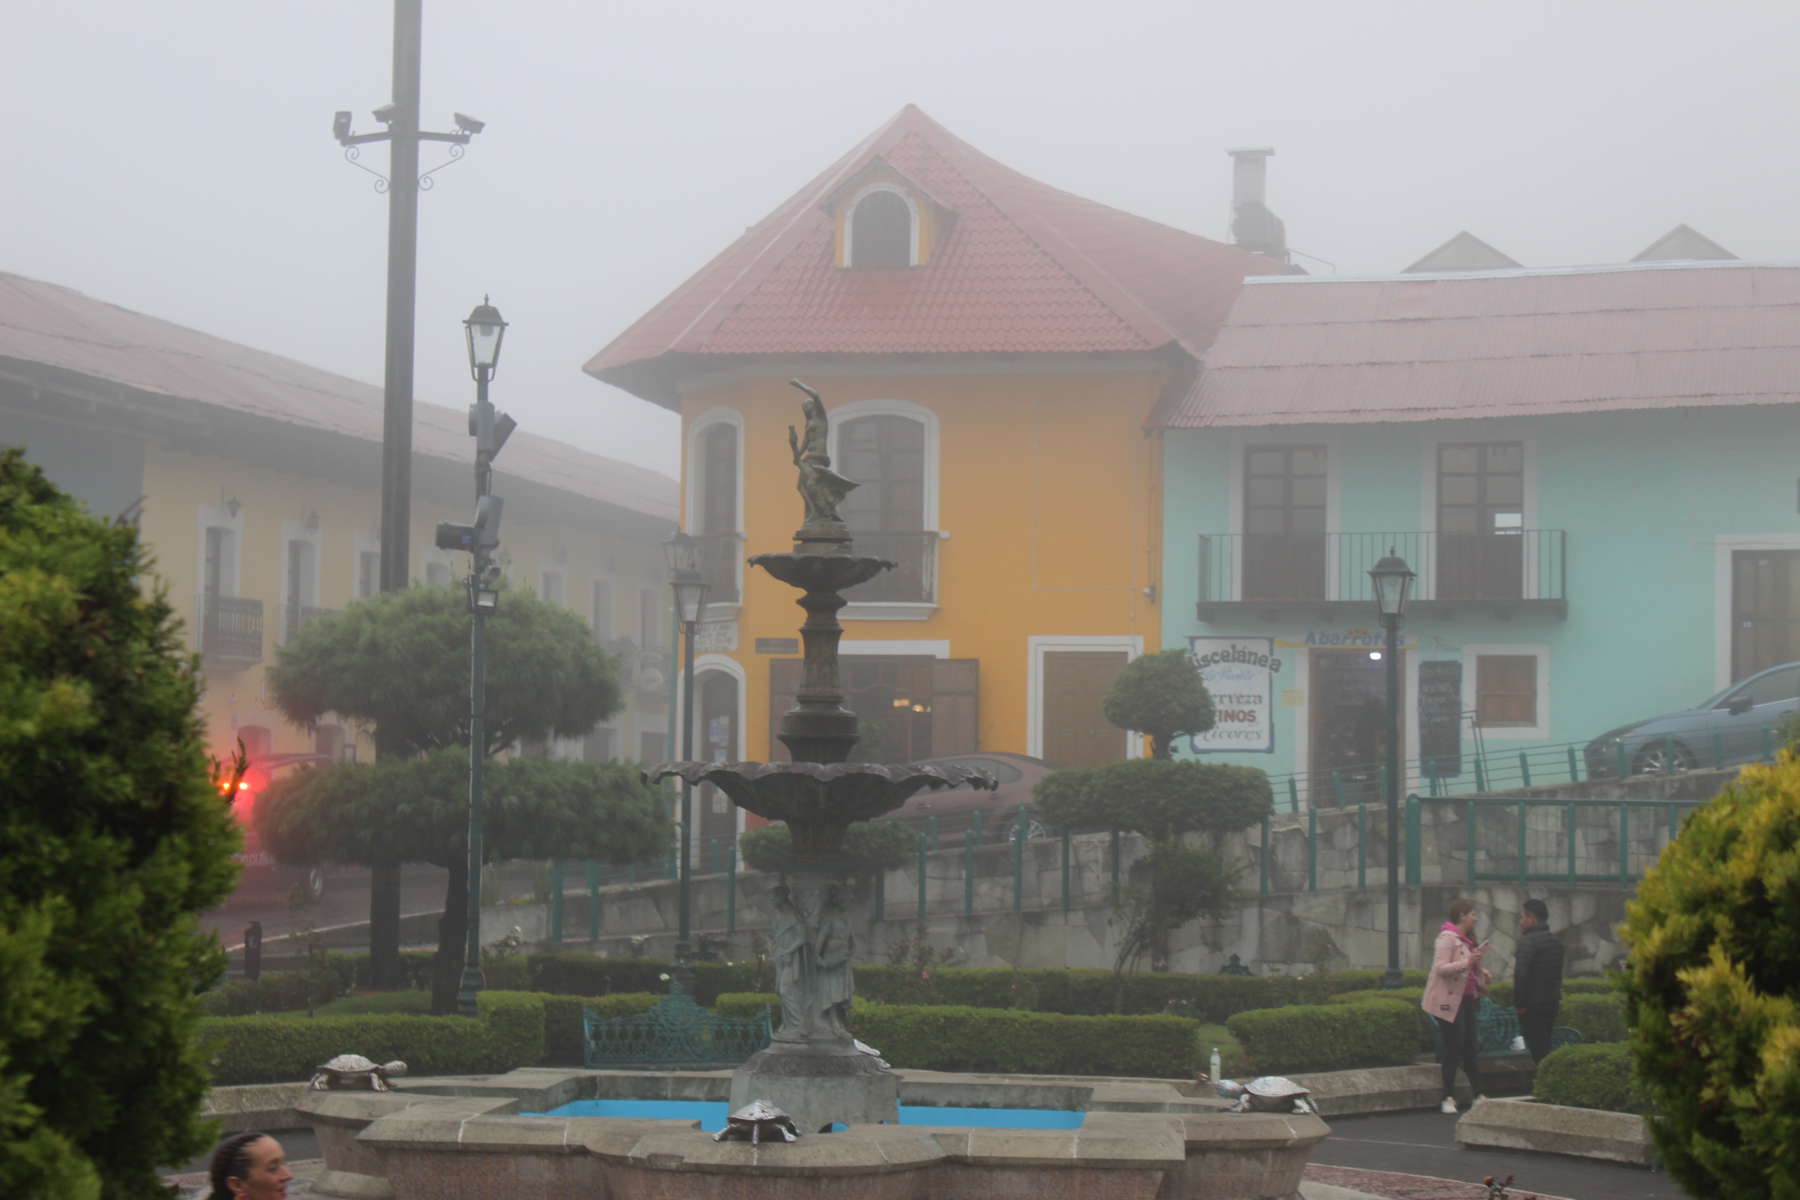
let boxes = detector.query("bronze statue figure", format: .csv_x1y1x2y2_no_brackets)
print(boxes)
787,380,857,533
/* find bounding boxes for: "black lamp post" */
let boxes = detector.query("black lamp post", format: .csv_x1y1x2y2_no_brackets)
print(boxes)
663,531,709,989
1369,549,1416,989
451,299,510,1018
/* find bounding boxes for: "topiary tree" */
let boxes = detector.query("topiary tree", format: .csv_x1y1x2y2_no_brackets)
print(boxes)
267,584,623,992
258,751,670,1012
738,819,915,878
1101,648,1216,759
1620,751,1800,1197
1034,759,1272,975
0,449,242,1199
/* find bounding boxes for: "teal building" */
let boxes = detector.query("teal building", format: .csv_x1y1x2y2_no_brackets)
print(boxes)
1156,260,1800,803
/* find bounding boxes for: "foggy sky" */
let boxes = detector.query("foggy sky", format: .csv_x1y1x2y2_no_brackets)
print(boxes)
6,1,1797,479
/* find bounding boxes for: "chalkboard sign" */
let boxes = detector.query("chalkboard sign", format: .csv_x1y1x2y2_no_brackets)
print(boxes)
1418,660,1463,777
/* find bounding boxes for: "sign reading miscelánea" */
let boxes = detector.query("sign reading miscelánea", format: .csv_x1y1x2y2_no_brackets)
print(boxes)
1186,636,1280,754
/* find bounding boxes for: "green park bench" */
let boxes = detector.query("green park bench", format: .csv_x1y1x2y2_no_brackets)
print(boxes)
1430,997,1583,1061
582,993,772,1069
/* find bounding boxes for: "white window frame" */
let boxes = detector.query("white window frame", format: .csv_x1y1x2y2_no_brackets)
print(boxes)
1225,431,1342,601
1417,429,1539,602
1025,635,1144,761
277,520,323,646
691,654,749,836
844,182,921,268
1712,534,1800,691
684,407,745,617
195,502,245,649
829,398,941,621
1461,642,1551,741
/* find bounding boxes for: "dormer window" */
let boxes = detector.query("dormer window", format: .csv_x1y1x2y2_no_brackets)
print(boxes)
848,187,916,268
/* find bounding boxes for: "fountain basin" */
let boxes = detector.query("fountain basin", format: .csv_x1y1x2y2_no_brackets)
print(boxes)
528,1098,1085,1130
298,1066,1325,1200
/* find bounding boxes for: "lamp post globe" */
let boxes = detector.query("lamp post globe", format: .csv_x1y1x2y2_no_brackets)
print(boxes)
464,299,506,378
1368,548,1414,989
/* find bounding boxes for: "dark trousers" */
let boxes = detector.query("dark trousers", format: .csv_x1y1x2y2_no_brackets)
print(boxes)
1520,1006,1558,1064
1433,1002,1483,1098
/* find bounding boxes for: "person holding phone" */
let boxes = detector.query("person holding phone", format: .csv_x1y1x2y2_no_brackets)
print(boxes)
1420,897,1490,1113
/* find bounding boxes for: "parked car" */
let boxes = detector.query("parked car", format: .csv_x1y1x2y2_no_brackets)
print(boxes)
1583,660,1800,778
887,752,1055,844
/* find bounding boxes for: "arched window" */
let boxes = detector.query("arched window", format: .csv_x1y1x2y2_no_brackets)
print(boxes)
849,190,913,268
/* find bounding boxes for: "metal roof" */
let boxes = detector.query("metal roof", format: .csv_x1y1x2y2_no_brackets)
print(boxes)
585,104,1294,407
0,271,677,521
1156,260,1800,428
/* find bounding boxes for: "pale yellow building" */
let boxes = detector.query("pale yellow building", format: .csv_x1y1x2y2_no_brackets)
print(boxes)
0,271,677,779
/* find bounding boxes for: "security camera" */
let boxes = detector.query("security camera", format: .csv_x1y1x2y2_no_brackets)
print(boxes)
371,103,397,124
332,111,353,144
453,112,486,135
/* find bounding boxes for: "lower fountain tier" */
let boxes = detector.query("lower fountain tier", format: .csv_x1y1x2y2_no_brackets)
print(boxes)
730,1042,900,1135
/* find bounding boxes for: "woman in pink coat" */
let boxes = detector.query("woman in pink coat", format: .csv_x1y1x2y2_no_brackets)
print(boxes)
1420,897,1489,1113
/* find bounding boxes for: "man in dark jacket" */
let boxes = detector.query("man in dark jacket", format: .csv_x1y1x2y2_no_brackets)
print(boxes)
1514,898,1565,1063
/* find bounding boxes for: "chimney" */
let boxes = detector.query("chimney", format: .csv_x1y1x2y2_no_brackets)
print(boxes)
1226,146,1287,262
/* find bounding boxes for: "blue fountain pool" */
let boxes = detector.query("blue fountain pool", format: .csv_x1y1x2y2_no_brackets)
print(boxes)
527,1099,1084,1131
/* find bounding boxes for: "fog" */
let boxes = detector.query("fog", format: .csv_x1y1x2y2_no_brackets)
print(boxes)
5,0,1797,477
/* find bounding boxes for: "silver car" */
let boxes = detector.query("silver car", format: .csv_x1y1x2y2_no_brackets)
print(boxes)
1584,661,1800,777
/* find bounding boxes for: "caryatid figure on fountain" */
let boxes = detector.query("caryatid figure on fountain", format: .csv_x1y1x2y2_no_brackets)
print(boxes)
771,878,854,1044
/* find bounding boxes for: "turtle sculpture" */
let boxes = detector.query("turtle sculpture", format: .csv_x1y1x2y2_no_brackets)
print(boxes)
712,1099,802,1145
309,1054,408,1092
1204,1074,1316,1114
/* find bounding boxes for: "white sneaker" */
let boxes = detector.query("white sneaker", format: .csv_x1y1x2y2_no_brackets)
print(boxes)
1439,1097,1459,1114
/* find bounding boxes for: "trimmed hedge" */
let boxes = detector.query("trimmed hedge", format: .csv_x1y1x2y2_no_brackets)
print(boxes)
712,993,1195,1077
1486,974,1619,1008
1561,992,1627,1043
525,954,763,1005
542,993,661,1065
200,970,341,1016
1227,1001,1420,1073
1534,1043,1651,1114
199,990,546,1085
1325,987,1434,1052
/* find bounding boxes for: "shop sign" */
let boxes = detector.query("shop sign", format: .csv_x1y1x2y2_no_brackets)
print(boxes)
1186,636,1279,754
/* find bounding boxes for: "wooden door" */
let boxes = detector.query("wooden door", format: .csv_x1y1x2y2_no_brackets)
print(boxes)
1041,650,1130,767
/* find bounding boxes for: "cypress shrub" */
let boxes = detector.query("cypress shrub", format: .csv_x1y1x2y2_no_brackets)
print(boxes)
1534,1044,1651,1115
199,990,546,1085
1621,752,1800,1198
0,452,243,1200
1227,1001,1420,1073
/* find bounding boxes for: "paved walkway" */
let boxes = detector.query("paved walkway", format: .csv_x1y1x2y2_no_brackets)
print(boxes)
1309,1112,1693,1200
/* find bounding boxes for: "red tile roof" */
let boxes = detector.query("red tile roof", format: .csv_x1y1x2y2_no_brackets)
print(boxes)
586,105,1291,407
1157,261,1800,428
0,271,677,521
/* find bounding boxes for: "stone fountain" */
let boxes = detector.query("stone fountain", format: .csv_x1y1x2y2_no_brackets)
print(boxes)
647,380,993,1134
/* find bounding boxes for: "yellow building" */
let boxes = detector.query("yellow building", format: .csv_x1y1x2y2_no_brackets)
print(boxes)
586,107,1287,840
0,271,678,786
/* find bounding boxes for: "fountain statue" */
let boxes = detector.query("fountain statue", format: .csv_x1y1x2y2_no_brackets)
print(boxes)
648,380,993,1134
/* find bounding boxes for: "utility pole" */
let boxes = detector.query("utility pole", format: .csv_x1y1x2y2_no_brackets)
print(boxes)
333,0,484,989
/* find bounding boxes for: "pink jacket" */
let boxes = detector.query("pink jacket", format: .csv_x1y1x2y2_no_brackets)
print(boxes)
1420,927,1489,1022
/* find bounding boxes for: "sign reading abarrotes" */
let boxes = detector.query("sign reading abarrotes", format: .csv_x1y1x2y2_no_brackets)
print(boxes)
1186,636,1280,754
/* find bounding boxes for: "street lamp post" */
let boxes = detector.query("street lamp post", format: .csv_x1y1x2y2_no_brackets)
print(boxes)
1369,549,1416,990
663,532,709,990
446,300,511,1018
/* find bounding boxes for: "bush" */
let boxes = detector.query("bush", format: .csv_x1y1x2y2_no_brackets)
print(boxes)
1560,992,1627,1043
541,993,660,1064
0,451,245,1200
524,954,759,1005
1485,974,1619,1009
327,950,440,993
200,970,342,1016
1227,1001,1420,1074
712,993,1196,1077
1191,1024,1253,1078
1534,1043,1651,1115
199,990,546,1085
315,991,433,1017
739,820,914,875
1621,751,1800,1198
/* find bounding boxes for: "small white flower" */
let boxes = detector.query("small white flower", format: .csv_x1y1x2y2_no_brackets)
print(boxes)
659,973,671,982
